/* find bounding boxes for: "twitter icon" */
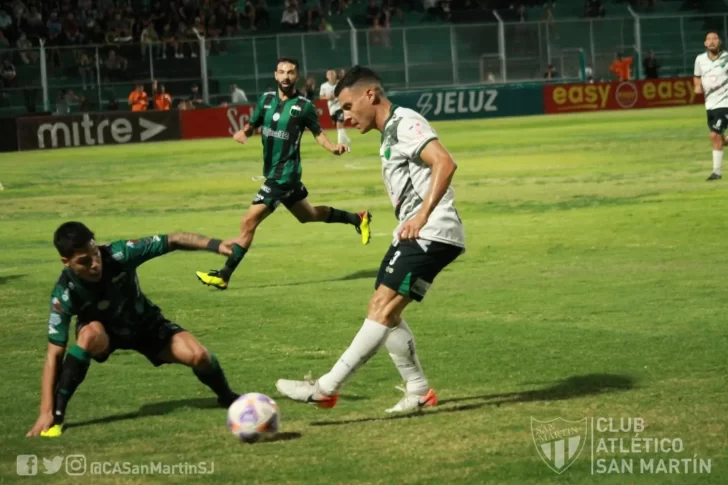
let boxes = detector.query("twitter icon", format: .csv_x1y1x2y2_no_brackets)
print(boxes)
43,456,63,475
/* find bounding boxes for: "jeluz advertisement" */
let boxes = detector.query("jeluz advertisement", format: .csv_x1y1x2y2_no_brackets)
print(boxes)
543,78,703,114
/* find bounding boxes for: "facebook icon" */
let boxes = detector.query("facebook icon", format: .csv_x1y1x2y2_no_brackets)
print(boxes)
16,455,38,476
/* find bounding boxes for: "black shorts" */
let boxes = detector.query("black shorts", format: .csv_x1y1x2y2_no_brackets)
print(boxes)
252,179,309,212
330,109,344,124
374,239,463,302
76,316,185,367
707,108,728,134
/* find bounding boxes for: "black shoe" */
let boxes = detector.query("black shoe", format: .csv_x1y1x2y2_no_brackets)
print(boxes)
707,173,722,181
217,393,240,409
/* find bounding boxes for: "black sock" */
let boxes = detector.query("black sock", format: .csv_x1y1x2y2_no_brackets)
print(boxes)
326,207,360,226
193,353,236,400
219,244,247,280
53,345,91,425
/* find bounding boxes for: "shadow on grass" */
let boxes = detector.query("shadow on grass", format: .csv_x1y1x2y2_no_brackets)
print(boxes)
238,269,380,290
0,274,26,286
66,397,219,430
310,373,635,427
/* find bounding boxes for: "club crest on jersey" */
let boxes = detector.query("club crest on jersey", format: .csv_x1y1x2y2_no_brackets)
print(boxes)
290,105,302,117
272,113,281,122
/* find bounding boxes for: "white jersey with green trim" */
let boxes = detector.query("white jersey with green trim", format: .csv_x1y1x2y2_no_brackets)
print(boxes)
379,105,465,249
694,51,728,110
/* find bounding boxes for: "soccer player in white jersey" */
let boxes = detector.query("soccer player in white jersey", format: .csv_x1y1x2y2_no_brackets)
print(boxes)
320,69,351,145
276,66,465,412
694,30,728,181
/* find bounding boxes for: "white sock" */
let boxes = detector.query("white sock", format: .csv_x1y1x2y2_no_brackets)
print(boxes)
318,319,389,395
713,150,723,175
385,320,429,395
337,128,349,144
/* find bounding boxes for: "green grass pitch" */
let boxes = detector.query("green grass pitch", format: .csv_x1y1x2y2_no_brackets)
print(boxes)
0,105,726,484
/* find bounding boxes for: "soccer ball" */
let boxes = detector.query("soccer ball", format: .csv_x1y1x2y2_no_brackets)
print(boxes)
226,393,280,443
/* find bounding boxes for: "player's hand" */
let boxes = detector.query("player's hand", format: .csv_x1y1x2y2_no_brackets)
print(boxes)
233,129,249,145
331,144,350,156
398,214,427,241
26,412,54,437
218,240,235,257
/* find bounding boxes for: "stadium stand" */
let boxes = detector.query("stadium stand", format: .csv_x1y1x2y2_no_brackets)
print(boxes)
0,0,725,115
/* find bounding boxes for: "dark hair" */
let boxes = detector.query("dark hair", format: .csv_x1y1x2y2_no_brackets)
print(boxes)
54,222,95,258
275,57,299,71
706,30,721,40
334,65,383,97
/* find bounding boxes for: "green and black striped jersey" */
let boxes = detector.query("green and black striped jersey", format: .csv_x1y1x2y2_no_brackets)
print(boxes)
250,91,322,184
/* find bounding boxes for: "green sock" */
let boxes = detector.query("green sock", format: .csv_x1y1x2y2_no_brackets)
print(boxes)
193,353,235,399
219,244,247,280
53,345,92,425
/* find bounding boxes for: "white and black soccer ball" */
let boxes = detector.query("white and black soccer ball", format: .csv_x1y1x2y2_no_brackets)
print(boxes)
226,393,280,443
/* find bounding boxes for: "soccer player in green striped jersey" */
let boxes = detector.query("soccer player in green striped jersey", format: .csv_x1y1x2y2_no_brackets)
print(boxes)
196,58,372,290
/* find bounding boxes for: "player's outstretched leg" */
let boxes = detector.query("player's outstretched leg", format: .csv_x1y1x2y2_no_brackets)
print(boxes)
41,322,109,438
708,131,724,181
288,199,372,245
275,285,413,409
157,332,239,408
196,203,272,289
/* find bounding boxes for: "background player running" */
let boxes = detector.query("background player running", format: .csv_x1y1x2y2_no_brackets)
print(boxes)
320,69,351,146
694,31,728,181
27,222,240,438
276,66,465,413
196,58,371,290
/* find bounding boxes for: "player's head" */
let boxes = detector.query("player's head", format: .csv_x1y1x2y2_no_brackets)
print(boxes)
705,31,722,54
54,222,103,282
334,65,385,134
275,57,300,95
326,69,337,84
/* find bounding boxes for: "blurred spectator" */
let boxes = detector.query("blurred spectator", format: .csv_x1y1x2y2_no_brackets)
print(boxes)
643,51,660,79
0,29,10,55
1,58,17,87
206,13,224,53
281,4,300,30
161,23,181,59
189,83,203,106
256,0,270,29
17,31,37,64
244,0,257,30
63,12,81,44
105,49,128,81
226,5,242,36
77,51,94,90
366,0,379,27
47,11,63,37
56,88,79,114
24,7,44,36
128,83,148,112
337,68,345,81
141,21,162,58
11,0,27,22
319,16,337,49
585,0,605,18
153,80,172,110
304,75,316,99
0,9,12,34
90,23,106,44
543,64,560,79
609,53,632,81
230,83,248,104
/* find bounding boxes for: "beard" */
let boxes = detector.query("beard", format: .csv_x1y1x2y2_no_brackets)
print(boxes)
277,80,296,96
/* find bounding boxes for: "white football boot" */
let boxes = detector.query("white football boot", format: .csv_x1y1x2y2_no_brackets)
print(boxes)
275,375,339,409
385,386,438,413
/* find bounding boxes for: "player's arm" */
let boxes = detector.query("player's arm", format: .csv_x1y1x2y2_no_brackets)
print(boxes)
396,118,456,240
111,233,231,268
304,102,348,155
28,290,73,437
694,58,703,94
234,95,265,143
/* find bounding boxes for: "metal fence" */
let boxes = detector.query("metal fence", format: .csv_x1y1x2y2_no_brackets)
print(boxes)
1,11,725,114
